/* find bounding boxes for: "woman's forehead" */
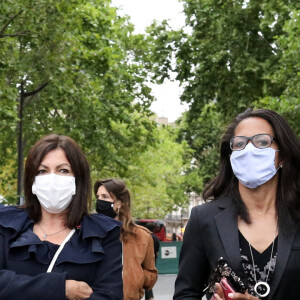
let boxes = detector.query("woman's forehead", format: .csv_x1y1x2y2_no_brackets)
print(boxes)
235,117,274,137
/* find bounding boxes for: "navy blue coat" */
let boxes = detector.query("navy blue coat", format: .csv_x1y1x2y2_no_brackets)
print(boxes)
174,197,300,300
0,205,123,300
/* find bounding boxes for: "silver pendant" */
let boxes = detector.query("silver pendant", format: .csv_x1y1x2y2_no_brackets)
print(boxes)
43,234,47,239
254,281,270,298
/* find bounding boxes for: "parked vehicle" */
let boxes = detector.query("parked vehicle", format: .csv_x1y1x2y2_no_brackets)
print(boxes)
135,219,167,241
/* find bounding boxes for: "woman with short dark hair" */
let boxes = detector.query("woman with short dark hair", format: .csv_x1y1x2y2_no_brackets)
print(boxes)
94,178,158,300
0,134,123,300
174,108,300,300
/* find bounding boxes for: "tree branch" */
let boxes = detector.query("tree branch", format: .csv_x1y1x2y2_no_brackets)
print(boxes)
49,108,61,117
0,10,24,37
23,81,50,97
0,31,31,39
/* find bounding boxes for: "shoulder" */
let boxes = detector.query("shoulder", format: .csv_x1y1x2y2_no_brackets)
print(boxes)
192,197,233,214
0,205,31,234
128,225,153,243
80,214,121,239
189,196,234,225
135,224,150,234
134,225,153,239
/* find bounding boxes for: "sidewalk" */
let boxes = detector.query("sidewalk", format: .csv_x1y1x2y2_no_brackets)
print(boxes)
153,274,176,300
142,274,176,300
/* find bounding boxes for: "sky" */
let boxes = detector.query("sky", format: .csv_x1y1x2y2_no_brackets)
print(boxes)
111,0,189,122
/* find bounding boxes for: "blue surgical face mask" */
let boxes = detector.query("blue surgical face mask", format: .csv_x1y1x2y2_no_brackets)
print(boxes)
230,143,280,189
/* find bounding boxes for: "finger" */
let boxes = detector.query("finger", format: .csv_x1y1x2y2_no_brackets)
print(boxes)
213,294,223,300
214,283,225,297
228,292,255,299
85,287,93,297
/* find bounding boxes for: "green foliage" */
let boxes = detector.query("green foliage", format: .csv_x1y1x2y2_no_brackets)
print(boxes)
2,0,298,211
254,97,300,136
0,0,193,218
0,0,157,203
178,103,224,192
124,125,193,219
0,156,17,203
147,0,300,193
256,9,300,136
176,0,299,117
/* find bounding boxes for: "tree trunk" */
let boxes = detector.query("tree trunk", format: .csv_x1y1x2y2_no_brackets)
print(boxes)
16,80,49,204
17,90,24,205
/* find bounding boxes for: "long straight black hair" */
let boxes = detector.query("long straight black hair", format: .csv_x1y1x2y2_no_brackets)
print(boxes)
202,108,300,232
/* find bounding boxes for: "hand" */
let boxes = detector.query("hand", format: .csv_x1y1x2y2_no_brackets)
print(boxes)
65,280,93,300
212,283,260,300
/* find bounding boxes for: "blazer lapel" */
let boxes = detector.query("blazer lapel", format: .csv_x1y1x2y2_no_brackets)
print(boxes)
214,199,242,274
214,198,298,299
269,222,297,299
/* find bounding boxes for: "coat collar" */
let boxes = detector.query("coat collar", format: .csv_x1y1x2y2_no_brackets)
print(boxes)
0,206,121,265
0,206,120,241
269,220,297,298
214,196,298,297
214,197,243,276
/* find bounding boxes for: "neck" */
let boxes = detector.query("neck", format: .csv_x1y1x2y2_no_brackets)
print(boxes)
39,208,67,228
239,179,278,218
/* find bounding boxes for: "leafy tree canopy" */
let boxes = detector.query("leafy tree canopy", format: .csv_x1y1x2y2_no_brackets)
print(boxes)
146,0,300,192
125,125,193,219
0,0,157,201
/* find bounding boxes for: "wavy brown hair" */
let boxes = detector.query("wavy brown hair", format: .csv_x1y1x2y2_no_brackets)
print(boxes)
24,134,91,228
94,178,135,242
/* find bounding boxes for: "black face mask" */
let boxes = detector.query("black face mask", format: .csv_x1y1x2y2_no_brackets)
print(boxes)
96,199,117,219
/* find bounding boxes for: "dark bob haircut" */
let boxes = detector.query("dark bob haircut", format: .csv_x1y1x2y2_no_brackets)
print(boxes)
202,108,300,230
24,134,91,227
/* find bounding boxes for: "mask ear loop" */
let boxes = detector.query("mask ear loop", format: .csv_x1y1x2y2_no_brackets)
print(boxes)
114,197,121,215
110,192,119,215
111,201,119,215
275,149,282,171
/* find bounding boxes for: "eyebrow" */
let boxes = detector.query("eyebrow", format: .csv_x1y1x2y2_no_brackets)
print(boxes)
97,193,110,196
38,163,71,168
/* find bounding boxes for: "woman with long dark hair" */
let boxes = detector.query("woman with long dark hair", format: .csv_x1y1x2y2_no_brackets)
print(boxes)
94,178,158,300
174,108,300,300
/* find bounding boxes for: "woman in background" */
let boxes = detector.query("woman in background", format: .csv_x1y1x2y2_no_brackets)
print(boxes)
0,134,123,300
94,178,158,300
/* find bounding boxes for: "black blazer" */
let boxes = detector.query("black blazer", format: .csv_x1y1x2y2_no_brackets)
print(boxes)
173,197,300,299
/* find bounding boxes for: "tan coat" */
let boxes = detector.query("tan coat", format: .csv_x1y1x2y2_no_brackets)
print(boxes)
123,225,158,300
